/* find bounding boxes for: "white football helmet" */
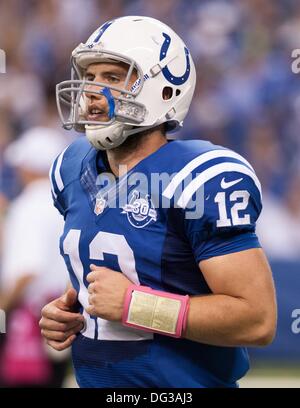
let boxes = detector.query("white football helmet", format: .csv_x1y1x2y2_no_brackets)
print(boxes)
56,16,196,150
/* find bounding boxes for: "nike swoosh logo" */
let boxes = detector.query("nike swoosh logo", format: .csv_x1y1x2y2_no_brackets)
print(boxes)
221,177,243,189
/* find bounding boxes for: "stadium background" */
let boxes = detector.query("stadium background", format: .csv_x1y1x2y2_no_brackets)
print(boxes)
0,0,299,387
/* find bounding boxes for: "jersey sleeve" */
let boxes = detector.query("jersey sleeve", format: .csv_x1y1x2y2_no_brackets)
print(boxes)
48,137,93,217
182,156,263,263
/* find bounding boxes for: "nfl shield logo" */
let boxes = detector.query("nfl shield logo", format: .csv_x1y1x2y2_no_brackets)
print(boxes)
94,197,106,216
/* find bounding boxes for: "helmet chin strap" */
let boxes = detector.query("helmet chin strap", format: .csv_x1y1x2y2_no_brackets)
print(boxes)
85,122,159,150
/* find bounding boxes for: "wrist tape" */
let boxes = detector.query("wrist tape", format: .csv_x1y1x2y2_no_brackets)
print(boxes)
122,285,189,338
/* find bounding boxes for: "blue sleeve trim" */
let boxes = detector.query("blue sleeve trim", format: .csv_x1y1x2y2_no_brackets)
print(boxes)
193,231,261,263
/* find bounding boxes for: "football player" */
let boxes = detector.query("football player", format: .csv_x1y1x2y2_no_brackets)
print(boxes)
40,16,277,388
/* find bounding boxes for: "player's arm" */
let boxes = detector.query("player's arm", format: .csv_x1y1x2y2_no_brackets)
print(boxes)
179,156,277,346
86,247,276,347
183,247,277,346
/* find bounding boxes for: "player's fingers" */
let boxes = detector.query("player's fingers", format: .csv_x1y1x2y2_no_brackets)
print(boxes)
42,306,84,323
39,317,84,332
62,287,78,303
86,270,98,283
90,264,111,272
46,335,77,352
88,293,97,306
87,283,96,294
85,305,96,316
41,326,82,342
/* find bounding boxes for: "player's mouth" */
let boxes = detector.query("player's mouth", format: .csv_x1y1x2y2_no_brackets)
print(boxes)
86,106,109,121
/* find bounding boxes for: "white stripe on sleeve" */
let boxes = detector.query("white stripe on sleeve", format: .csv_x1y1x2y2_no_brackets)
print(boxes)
163,149,255,199
49,160,57,199
177,162,262,209
54,147,68,192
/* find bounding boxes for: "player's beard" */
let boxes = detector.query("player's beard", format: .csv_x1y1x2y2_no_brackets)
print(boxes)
110,124,167,157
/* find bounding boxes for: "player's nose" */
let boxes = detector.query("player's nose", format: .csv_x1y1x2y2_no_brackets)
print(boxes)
84,82,105,101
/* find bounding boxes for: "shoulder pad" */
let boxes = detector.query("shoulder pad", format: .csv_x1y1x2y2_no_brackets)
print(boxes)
50,137,94,198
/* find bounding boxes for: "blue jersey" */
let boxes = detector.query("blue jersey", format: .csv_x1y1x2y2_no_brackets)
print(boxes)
50,138,262,388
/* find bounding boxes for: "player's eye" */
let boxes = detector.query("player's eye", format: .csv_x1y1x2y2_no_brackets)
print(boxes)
85,73,95,81
105,74,120,84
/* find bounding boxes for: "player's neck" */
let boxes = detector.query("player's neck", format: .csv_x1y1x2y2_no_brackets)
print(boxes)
106,128,167,177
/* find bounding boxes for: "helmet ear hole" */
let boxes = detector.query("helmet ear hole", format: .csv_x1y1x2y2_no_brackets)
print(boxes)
176,89,181,97
162,87,173,100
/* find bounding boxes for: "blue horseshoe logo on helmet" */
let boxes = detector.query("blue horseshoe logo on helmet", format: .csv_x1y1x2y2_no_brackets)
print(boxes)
93,20,115,43
160,33,191,85
87,20,115,48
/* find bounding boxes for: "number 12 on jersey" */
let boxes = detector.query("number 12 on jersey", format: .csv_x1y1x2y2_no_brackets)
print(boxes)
214,190,250,227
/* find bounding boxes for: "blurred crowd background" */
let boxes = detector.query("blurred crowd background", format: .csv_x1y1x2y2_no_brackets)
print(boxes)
0,0,299,387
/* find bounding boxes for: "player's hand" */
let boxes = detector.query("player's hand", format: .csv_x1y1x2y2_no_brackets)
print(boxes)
85,264,132,321
39,288,85,351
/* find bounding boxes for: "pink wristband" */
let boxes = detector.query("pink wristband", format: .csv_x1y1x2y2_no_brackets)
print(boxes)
122,284,190,338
